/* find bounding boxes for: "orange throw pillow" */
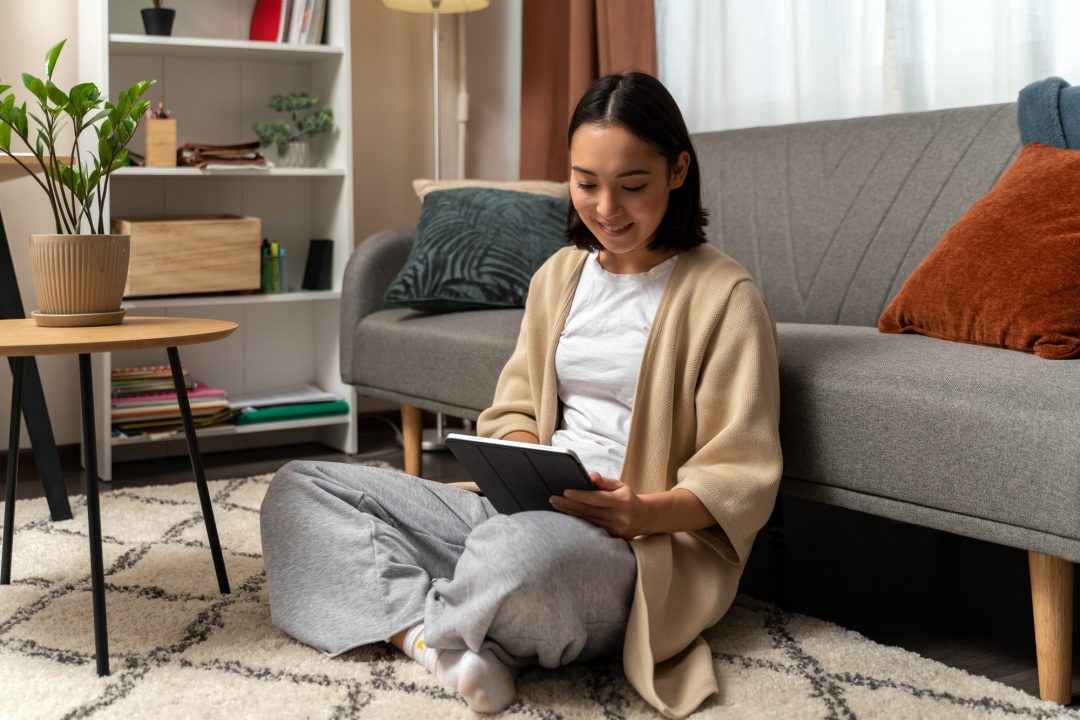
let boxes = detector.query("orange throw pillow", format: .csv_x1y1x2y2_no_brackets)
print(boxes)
878,142,1080,359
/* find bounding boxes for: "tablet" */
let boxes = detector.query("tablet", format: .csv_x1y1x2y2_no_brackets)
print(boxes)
444,433,595,514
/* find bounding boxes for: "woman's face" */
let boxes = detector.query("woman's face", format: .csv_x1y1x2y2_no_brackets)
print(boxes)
569,122,690,273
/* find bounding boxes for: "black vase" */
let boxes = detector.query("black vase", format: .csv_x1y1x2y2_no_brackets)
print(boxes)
141,8,176,36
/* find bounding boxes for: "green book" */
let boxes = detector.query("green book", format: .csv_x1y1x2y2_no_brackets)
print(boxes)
234,400,350,425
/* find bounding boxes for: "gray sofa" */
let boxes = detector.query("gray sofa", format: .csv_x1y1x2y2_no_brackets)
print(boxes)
341,102,1078,704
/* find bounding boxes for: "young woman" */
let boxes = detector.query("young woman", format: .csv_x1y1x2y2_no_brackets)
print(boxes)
260,72,782,718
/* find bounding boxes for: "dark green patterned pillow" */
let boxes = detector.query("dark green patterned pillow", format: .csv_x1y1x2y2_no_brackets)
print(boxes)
383,187,569,312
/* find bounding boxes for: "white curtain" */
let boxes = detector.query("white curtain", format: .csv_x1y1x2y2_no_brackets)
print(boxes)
656,0,1080,134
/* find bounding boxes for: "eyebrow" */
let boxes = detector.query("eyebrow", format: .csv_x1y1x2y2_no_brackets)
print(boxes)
571,166,651,178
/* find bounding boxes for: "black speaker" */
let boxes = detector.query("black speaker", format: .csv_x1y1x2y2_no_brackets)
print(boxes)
302,239,334,290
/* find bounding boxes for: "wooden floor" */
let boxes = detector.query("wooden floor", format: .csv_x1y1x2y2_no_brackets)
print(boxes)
5,413,1078,705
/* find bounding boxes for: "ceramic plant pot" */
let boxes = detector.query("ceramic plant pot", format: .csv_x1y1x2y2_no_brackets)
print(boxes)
141,7,176,36
29,234,130,327
277,140,311,168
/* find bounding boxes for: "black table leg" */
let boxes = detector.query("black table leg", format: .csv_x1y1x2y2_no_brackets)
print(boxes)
20,358,73,522
166,347,230,595
1,210,71,523
78,353,109,676
2,356,24,585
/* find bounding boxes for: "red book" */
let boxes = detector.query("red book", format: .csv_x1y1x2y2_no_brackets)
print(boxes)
249,0,285,42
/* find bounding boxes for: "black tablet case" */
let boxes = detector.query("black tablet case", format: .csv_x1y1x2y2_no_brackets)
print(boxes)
445,437,594,514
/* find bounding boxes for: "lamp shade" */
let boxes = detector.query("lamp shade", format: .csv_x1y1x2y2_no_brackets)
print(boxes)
383,0,489,13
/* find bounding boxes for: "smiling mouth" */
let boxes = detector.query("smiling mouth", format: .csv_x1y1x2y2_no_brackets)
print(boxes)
600,222,632,234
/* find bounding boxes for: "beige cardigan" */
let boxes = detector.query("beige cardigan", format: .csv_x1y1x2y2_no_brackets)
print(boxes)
477,244,783,718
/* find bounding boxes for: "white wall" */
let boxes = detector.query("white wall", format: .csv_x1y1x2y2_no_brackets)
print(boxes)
0,0,82,452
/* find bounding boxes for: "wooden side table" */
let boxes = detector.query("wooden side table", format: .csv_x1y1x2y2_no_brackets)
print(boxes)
0,316,237,675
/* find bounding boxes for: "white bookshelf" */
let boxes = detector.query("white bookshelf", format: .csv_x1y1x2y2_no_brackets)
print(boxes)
79,0,357,479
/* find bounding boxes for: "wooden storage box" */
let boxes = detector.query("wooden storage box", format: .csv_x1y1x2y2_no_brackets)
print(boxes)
144,119,177,167
112,215,262,297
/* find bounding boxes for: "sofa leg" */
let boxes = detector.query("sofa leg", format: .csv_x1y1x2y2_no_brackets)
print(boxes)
1028,550,1074,704
401,405,423,478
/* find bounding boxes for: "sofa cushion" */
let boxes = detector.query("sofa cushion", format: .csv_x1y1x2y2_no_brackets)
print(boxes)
352,306,524,412
382,188,569,313
777,323,1080,541
878,142,1080,359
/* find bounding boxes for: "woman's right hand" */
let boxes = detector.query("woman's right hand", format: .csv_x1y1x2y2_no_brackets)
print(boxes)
501,431,539,444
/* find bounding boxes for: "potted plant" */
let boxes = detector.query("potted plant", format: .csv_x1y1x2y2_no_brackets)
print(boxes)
0,39,153,326
142,0,176,37
253,93,333,168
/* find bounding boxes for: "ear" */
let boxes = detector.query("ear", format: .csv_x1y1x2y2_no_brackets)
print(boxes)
669,151,691,190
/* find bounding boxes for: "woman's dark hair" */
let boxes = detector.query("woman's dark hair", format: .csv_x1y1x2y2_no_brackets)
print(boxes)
565,71,708,252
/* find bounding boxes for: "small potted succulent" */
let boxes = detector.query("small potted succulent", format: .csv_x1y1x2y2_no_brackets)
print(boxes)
142,0,176,36
253,93,333,168
0,39,153,326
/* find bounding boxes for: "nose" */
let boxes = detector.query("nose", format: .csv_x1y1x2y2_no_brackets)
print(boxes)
596,188,621,219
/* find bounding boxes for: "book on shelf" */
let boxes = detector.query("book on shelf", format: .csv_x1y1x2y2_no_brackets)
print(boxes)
111,365,235,436
229,383,342,409
114,407,244,438
235,400,349,425
112,365,190,396
287,0,326,44
111,384,227,407
249,0,287,42
230,384,347,424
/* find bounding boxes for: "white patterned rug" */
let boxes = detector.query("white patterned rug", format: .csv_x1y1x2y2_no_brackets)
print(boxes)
0,471,1076,720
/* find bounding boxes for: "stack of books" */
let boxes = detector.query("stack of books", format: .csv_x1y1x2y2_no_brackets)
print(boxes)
111,366,239,436
248,0,327,45
229,384,348,425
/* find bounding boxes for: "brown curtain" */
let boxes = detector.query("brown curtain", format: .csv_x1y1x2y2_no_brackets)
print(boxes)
520,0,658,181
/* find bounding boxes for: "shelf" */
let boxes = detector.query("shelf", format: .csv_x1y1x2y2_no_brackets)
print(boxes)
113,166,346,178
0,155,72,183
110,413,352,446
122,289,341,309
110,33,345,62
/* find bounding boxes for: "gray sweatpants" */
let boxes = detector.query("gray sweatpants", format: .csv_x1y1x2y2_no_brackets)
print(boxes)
259,460,637,668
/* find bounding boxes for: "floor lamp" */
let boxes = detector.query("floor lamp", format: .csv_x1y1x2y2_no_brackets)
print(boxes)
383,0,489,450
383,0,489,182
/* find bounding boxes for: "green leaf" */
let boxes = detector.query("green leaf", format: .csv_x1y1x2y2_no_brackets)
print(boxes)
0,123,10,152
115,93,132,121
68,82,88,107
0,84,10,96
44,40,66,79
21,73,46,103
0,95,15,124
127,79,155,101
85,109,110,129
45,82,69,109
15,103,28,138
131,99,150,122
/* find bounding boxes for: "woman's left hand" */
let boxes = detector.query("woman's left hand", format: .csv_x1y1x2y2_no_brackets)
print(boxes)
550,473,648,539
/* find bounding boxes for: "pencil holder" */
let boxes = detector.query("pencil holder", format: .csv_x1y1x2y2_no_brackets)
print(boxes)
145,118,177,167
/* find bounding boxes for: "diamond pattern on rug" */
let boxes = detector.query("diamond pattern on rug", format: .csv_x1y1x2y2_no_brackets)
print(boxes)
0,472,1077,720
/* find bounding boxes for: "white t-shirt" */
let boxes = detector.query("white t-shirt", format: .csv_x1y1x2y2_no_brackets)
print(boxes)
550,252,679,480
